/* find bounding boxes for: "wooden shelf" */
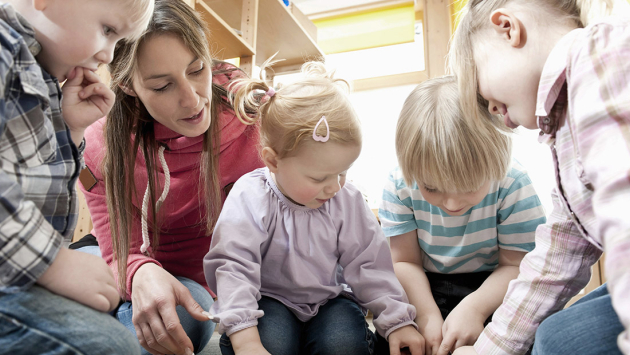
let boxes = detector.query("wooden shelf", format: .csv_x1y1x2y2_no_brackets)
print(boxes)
195,0,255,59
257,0,323,68
195,0,323,73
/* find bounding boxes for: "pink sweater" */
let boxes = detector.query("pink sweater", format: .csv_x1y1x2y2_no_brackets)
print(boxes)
79,65,263,299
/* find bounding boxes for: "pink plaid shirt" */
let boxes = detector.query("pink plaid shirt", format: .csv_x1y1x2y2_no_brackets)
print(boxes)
475,16,630,355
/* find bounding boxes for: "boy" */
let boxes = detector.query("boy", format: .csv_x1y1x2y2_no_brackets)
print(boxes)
379,77,546,355
0,0,153,353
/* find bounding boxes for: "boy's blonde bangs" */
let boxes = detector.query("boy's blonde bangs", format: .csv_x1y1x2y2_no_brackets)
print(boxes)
125,0,155,41
396,76,511,193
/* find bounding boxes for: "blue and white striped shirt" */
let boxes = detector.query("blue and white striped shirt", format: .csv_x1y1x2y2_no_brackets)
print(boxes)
379,161,546,274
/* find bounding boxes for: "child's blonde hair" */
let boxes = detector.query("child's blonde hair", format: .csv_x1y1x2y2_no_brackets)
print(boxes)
449,0,620,130
396,76,511,193
122,0,155,41
231,61,361,157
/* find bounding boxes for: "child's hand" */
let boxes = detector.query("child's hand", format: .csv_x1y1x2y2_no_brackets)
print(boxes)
37,248,120,312
234,345,272,355
61,67,115,145
417,314,444,355
452,346,479,354
388,325,425,355
437,304,486,355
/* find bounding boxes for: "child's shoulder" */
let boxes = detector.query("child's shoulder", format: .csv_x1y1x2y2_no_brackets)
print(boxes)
500,160,530,186
228,167,271,203
0,5,34,58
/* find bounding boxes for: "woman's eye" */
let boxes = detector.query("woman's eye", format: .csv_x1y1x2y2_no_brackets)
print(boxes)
153,84,169,92
191,63,205,75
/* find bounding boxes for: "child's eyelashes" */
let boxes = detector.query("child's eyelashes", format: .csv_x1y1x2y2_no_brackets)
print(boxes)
423,185,438,193
103,25,116,36
310,177,326,183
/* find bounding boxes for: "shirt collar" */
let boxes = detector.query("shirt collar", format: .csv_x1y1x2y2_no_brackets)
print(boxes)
0,4,41,56
535,27,582,136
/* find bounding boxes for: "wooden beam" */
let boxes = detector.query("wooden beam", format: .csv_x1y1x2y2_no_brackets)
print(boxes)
239,0,259,76
422,0,451,78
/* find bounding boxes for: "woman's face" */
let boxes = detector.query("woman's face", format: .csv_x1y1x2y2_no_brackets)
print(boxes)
130,33,212,137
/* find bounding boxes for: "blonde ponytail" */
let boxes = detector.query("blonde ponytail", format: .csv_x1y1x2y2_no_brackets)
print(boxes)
231,59,360,158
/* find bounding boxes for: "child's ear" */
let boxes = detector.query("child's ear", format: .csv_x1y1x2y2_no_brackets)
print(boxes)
119,84,137,97
489,9,524,48
261,147,279,173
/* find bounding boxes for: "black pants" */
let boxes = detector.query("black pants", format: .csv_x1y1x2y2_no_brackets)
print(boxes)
425,271,493,324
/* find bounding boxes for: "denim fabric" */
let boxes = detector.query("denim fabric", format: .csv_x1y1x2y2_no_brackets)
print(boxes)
219,296,387,355
532,284,623,355
0,285,141,355
425,271,492,321
75,245,216,354
116,276,216,355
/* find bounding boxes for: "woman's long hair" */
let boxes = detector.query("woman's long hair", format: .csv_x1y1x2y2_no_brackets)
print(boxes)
104,0,239,298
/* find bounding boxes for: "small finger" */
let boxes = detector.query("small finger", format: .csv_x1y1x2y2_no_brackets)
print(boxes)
437,337,455,355
65,67,84,87
389,341,401,355
81,67,105,84
408,340,424,355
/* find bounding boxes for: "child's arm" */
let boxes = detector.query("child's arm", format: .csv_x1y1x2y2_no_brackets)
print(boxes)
474,190,601,355
438,249,525,355
203,175,268,350
228,327,271,355
390,230,444,355
61,67,114,147
336,184,422,351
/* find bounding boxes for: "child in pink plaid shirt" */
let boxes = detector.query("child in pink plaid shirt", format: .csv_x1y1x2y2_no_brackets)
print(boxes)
448,0,630,354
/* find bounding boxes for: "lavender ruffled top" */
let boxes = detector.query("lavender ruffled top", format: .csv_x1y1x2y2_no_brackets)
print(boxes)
204,168,416,338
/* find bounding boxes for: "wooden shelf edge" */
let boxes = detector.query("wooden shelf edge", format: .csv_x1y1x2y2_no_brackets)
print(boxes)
256,0,324,67
196,0,255,59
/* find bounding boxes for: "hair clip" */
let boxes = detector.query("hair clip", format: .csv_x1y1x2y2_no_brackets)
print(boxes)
312,116,330,142
266,87,276,97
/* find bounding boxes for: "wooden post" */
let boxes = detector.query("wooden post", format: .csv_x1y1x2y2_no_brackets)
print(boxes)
422,0,451,78
240,0,259,77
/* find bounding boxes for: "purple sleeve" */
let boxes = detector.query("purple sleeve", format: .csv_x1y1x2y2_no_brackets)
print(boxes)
335,184,417,339
204,176,268,336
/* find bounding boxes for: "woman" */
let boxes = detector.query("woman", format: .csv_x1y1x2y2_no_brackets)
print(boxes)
78,1,263,354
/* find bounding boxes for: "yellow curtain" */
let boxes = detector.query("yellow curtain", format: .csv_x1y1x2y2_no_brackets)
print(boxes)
313,3,415,54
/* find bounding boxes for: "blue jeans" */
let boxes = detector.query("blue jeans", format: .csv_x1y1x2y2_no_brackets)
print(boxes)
532,284,623,355
426,271,492,323
116,276,216,355
76,245,216,354
220,296,386,355
0,285,141,355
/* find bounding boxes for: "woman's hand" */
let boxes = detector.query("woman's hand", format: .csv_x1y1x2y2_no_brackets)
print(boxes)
61,67,115,146
388,325,425,355
131,263,209,355
417,313,444,355
437,302,486,355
